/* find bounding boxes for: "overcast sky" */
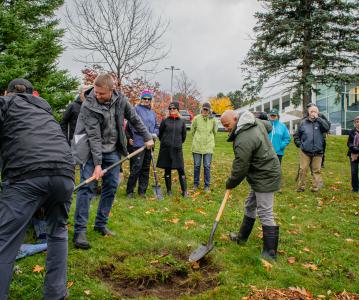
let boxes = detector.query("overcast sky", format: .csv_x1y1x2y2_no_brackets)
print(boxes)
58,0,262,99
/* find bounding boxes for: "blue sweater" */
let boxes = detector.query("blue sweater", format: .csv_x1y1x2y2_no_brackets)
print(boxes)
129,104,159,148
268,119,291,156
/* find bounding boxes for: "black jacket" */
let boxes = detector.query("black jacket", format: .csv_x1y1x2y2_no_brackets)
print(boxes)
60,96,82,143
72,88,152,166
156,117,186,169
0,93,74,182
347,128,359,157
293,116,330,155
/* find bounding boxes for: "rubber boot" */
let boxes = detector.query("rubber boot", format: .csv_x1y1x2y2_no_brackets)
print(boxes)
261,225,279,260
179,175,188,197
73,232,90,249
229,215,256,244
165,173,172,196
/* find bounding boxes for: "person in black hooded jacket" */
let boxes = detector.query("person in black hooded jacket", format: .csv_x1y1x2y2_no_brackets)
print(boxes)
347,116,359,193
0,78,75,300
60,85,88,144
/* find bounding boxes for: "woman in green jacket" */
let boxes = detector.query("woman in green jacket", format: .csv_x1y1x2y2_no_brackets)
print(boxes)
191,102,218,192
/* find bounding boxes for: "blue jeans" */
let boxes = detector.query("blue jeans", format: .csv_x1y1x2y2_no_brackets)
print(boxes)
74,151,120,233
193,153,212,188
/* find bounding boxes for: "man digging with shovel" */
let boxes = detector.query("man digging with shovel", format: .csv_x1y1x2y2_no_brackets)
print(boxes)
221,110,281,260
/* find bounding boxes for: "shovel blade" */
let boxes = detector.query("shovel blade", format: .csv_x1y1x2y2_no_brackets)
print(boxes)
152,185,164,200
188,243,214,262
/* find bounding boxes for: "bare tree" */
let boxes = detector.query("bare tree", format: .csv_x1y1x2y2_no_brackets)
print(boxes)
65,0,169,84
174,71,201,111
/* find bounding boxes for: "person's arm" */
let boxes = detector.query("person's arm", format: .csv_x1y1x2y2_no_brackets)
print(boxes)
182,120,187,143
261,119,273,133
280,125,291,150
190,116,197,136
226,136,253,189
123,100,151,142
317,116,330,133
158,119,165,141
60,103,73,138
152,112,160,136
293,122,302,148
347,131,359,153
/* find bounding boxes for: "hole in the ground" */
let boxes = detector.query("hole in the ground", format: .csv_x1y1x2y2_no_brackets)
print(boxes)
97,249,220,299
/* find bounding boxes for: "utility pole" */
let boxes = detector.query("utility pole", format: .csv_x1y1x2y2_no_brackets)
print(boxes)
165,65,180,102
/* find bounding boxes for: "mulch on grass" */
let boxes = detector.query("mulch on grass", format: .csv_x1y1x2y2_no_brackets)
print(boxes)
97,250,220,299
244,287,359,300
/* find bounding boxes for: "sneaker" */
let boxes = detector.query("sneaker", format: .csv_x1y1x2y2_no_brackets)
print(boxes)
204,186,210,193
94,226,116,236
127,192,135,199
73,232,91,249
296,188,305,192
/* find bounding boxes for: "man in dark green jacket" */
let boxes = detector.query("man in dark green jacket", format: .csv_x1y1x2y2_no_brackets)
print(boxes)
221,110,281,260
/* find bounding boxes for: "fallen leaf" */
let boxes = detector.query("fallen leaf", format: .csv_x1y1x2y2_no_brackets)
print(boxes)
84,289,91,296
287,230,300,235
196,208,207,216
287,257,296,264
109,211,113,217
32,265,44,273
334,232,340,237
303,247,311,253
302,263,318,271
150,260,159,264
289,286,313,298
159,249,169,258
256,232,263,239
277,249,286,255
317,295,326,299
260,259,273,272
345,238,354,243
191,261,200,270
128,205,134,209
67,281,74,288
169,218,179,224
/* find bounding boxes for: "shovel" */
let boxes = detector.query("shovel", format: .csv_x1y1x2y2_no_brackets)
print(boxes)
74,146,146,191
189,189,231,262
150,147,164,200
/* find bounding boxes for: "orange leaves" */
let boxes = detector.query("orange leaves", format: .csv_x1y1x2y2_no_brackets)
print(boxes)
67,281,74,288
287,257,296,264
184,219,196,230
302,263,318,271
288,286,313,298
32,265,44,273
260,259,273,272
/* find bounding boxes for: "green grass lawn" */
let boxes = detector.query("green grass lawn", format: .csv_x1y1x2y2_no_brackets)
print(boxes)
9,133,359,299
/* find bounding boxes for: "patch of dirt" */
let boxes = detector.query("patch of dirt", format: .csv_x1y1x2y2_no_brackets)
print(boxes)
97,250,220,299
244,287,359,300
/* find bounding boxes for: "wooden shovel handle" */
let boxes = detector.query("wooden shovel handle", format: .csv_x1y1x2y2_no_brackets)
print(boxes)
215,190,231,222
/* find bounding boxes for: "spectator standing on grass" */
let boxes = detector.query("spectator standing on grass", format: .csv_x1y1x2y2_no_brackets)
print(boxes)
60,85,88,144
347,115,359,193
72,74,153,250
267,108,291,164
126,90,159,199
191,102,218,192
0,78,75,300
293,104,330,192
157,102,188,197
221,110,281,260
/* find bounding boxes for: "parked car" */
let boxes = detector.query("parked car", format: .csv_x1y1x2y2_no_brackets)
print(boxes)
214,114,226,132
179,110,193,129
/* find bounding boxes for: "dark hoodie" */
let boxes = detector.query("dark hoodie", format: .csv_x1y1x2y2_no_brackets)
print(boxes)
60,96,83,143
0,93,74,182
226,111,281,192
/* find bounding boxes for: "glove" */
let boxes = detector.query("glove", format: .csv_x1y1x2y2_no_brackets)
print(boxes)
151,133,158,141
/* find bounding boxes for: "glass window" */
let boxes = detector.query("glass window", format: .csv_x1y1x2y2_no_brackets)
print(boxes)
316,98,327,113
346,85,359,111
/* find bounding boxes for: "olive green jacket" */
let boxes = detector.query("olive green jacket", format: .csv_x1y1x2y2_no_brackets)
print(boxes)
191,114,218,154
226,111,281,192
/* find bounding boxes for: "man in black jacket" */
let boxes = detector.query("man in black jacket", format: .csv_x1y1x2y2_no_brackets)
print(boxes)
0,79,75,300
294,104,330,192
60,85,88,144
72,73,153,249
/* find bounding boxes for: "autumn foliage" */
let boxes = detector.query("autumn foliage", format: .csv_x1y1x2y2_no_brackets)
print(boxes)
209,97,234,115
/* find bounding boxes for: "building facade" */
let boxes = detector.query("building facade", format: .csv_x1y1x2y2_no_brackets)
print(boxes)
240,83,359,135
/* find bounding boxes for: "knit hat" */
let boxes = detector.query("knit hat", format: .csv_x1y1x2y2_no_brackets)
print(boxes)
269,108,279,116
7,78,34,94
140,90,153,100
202,102,211,110
355,115,359,121
168,102,179,110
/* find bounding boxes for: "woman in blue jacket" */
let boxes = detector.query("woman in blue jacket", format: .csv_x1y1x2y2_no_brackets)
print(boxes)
268,109,291,164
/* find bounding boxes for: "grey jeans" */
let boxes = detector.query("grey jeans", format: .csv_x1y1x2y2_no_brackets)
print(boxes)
244,190,276,226
0,176,74,300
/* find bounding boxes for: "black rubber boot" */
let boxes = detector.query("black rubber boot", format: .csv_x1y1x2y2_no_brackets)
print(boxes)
261,225,279,260
229,215,256,244
165,173,172,196
179,175,188,197
73,232,90,249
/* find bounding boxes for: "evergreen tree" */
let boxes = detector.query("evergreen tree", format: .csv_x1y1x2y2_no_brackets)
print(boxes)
0,0,78,117
227,90,244,109
242,0,359,108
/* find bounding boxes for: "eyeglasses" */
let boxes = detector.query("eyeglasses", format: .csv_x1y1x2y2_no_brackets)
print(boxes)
169,107,177,110
142,97,152,101
202,108,209,111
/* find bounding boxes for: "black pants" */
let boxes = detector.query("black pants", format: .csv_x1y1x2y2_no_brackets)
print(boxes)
350,158,358,192
165,167,185,177
0,176,74,300
126,148,152,195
